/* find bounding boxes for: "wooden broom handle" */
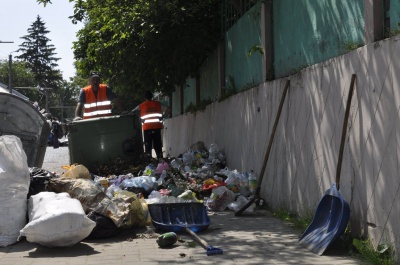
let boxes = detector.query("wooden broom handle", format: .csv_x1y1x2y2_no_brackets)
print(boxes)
336,74,356,190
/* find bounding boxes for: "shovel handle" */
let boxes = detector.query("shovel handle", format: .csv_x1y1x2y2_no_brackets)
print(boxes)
235,80,290,216
336,74,356,190
184,227,208,249
258,79,290,189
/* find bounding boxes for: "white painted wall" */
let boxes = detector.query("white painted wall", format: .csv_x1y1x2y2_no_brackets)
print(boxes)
163,36,400,255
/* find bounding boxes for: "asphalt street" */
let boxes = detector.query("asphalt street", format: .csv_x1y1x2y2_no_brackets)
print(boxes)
42,145,70,174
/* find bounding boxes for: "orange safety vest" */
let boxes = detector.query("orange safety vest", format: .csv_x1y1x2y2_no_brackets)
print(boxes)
140,100,163,130
82,84,112,119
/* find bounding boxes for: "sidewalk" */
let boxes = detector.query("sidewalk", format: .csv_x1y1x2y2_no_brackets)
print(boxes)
0,209,361,265
0,147,362,264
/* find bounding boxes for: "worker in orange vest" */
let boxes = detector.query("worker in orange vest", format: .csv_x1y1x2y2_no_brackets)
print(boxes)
132,90,171,160
74,71,125,120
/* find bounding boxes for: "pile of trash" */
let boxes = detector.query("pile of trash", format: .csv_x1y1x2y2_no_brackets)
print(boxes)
88,141,260,213
1,135,261,248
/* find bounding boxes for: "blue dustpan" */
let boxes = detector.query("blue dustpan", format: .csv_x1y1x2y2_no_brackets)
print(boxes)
298,184,350,255
148,202,210,233
298,74,356,255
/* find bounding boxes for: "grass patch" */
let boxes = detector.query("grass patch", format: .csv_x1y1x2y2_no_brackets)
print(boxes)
344,42,363,51
271,208,313,231
352,238,395,265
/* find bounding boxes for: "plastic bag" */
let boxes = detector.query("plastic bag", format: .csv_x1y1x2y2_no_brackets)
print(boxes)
105,184,123,199
228,195,255,213
112,190,148,228
155,161,169,174
206,186,235,211
0,135,30,247
86,211,121,239
157,170,168,187
61,164,91,179
182,152,195,167
28,167,58,198
225,170,248,187
120,176,157,192
177,190,201,202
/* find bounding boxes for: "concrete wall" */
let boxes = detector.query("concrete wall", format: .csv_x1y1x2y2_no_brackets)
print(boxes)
163,36,400,255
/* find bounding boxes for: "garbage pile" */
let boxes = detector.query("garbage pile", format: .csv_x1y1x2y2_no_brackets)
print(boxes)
1,135,261,249
88,141,259,213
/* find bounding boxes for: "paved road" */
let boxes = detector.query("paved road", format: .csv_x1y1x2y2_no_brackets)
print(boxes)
2,146,362,264
1,210,361,265
41,145,70,174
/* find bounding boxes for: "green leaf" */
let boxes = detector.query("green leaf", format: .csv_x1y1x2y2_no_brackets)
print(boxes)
352,238,363,251
187,241,197,248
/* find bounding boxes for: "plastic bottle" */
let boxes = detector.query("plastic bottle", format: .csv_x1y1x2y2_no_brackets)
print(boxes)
170,159,184,170
248,170,257,194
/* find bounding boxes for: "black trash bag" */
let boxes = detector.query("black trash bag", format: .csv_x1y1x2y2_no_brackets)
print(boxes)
86,211,121,240
28,167,58,198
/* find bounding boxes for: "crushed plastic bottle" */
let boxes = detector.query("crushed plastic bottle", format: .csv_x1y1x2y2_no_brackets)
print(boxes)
170,159,184,170
248,170,257,194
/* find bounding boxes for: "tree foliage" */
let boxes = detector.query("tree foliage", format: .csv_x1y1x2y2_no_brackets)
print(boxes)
16,15,63,89
0,60,38,100
36,0,221,100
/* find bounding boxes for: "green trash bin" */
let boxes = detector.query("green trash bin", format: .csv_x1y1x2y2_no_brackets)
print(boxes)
68,114,143,168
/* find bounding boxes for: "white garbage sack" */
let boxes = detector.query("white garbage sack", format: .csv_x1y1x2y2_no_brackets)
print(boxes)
0,135,30,247
20,192,96,247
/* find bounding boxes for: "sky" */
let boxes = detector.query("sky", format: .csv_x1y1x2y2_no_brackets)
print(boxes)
0,0,82,80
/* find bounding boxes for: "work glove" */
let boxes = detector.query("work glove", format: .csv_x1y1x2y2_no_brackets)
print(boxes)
73,117,82,121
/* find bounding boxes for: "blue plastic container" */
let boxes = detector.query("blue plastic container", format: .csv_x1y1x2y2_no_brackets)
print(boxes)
148,203,210,233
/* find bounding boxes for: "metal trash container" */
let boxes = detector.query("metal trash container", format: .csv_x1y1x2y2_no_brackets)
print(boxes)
68,114,143,167
0,92,50,168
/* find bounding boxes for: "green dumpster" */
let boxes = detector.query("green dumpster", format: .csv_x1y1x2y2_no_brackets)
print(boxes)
68,114,143,167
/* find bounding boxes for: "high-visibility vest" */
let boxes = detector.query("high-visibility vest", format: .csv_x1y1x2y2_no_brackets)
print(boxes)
82,84,112,119
140,100,163,130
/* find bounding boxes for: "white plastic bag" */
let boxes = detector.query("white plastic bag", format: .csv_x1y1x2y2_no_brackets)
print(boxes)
120,176,157,192
0,135,30,247
206,186,235,211
228,195,255,213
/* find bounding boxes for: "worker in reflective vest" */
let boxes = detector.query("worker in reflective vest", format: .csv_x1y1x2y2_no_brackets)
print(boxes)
132,90,170,159
74,71,125,120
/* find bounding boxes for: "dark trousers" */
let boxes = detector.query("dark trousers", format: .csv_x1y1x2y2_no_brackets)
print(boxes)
51,122,60,149
143,129,162,159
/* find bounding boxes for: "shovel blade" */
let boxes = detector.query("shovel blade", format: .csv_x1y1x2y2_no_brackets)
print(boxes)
298,184,350,255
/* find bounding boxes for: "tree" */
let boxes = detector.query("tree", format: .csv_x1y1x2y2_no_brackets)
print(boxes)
48,78,83,122
16,15,63,88
36,0,221,101
15,15,66,114
0,59,39,101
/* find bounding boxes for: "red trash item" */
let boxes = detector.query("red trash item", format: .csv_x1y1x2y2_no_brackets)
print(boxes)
202,180,225,190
